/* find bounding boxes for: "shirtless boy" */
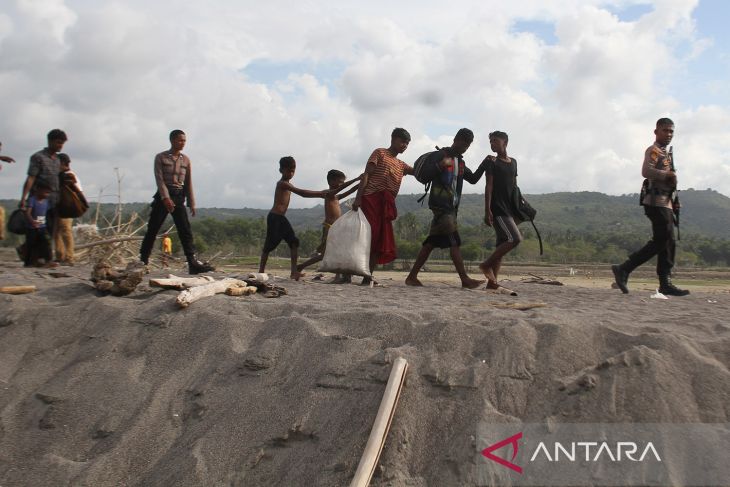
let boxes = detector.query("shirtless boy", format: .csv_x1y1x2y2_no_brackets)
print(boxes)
297,169,361,282
259,156,330,280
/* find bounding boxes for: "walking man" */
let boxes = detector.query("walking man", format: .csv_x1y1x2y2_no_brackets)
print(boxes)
405,128,485,288
352,128,413,285
20,130,67,241
612,118,689,296
139,130,213,274
478,131,523,295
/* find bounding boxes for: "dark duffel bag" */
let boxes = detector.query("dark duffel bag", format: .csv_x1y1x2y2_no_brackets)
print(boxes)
7,209,27,235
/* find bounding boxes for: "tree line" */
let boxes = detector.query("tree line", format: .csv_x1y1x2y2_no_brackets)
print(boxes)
188,212,730,267
3,200,730,267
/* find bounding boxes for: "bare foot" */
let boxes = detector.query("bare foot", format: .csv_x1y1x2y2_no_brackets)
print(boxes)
405,277,424,287
479,262,497,282
461,277,485,289
290,271,305,281
361,277,380,287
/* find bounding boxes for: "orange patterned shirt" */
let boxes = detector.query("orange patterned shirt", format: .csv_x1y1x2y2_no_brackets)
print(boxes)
363,148,412,197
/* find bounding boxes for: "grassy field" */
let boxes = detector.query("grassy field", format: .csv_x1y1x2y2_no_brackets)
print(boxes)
219,256,730,292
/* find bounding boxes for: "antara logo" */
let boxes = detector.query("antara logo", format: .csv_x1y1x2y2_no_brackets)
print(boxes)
481,432,524,473
481,432,662,473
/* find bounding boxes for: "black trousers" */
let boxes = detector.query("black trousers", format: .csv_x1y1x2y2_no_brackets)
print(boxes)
624,206,675,276
25,228,52,266
140,191,195,261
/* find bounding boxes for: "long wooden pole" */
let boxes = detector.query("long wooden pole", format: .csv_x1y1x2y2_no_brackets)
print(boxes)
73,229,175,251
350,357,408,487
74,236,143,250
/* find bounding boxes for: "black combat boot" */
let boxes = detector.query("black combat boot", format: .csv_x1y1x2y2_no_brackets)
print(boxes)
658,274,689,296
187,255,215,274
611,264,630,294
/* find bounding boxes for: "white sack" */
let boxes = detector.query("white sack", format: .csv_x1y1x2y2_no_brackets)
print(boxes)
318,210,372,277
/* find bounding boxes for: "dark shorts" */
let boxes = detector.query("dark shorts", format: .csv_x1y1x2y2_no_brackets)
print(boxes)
263,212,299,253
494,215,523,246
423,210,461,249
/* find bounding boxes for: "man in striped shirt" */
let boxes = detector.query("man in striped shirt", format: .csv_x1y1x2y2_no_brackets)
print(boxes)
353,128,414,285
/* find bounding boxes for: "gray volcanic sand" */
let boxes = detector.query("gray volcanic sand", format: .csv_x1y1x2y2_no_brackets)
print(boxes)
0,261,729,486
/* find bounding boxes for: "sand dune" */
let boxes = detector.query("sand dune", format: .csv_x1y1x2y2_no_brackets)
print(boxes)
0,261,729,486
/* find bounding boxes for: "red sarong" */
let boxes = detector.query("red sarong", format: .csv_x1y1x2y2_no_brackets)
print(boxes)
360,191,398,264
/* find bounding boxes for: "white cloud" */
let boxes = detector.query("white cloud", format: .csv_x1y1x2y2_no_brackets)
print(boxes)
0,0,727,210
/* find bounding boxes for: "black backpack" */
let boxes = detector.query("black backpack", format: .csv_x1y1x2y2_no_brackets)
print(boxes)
512,186,543,255
413,148,442,203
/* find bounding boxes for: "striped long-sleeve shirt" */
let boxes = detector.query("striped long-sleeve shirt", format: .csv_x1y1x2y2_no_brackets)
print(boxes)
363,148,412,197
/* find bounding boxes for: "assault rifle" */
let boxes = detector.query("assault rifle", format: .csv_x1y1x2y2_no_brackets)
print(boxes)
669,146,681,240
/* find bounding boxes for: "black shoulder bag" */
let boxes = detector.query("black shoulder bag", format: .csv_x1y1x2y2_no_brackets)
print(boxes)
512,184,543,256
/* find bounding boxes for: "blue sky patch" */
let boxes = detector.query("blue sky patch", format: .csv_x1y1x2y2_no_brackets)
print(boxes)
512,20,558,45
607,3,654,22
242,58,346,92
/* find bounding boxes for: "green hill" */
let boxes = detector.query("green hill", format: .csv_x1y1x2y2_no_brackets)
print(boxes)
3,188,729,238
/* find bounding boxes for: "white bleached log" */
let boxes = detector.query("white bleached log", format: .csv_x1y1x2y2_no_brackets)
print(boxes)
247,272,269,282
150,275,215,290
175,278,247,308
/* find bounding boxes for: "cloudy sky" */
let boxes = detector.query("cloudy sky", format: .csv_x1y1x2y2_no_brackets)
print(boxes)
1,0,729,208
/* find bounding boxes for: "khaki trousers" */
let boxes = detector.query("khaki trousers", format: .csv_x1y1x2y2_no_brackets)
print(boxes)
54,218,74,262
0,206,5,240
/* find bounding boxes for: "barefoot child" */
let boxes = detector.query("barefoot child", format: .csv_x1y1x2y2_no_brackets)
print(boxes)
297,169,361,282
479,131,521,296
259,156,329,280
23,183,56,268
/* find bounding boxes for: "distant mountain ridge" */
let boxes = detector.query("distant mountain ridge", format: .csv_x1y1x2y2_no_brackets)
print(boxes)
3,188,729,239
187,188,730,240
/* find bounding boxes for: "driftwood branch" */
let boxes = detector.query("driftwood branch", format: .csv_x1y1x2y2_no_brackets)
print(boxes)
522,273,564,286
175,278,247,308
225,284,258,296
75,236,143,250
150,275,215,290
75,230,176,251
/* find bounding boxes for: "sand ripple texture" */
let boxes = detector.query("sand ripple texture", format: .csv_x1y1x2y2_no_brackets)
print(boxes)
0,265,729,486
